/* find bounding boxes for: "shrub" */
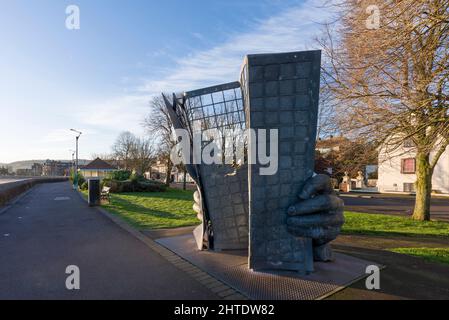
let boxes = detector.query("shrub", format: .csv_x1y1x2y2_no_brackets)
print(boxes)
109,170,131,181
136,180,167,192
80,181,88,190
103,179,167,193
77,174,86,186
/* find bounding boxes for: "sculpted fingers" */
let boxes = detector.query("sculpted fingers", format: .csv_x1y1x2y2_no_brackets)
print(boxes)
288,194,344,216
299,174,334,200
287,210,344,229
286,224,341,243
193,190,203,221
193,201,202,213
194,190,201,203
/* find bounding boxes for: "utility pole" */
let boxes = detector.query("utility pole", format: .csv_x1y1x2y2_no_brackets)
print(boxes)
70,129,82,189
69,150,75,173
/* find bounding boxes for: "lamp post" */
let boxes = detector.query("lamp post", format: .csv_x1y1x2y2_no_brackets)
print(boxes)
69,149,75,175
70,129,82,189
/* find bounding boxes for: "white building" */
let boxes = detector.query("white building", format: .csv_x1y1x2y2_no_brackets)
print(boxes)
79,158,117,179
378,139,449,194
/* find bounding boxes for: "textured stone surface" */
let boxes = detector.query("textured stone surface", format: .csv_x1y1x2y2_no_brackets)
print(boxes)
200,164,249,250
242,51,322,272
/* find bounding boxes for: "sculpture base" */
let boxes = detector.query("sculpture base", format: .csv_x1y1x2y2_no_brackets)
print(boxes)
156,234,380,300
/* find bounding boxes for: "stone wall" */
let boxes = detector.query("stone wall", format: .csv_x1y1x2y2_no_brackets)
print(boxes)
0,178,68,207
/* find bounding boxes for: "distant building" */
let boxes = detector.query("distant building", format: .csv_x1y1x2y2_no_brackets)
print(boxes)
16,168,33,176
0,166,9,175
315,136,349,176
79,158,117,179
31,163,43,176
42,160,71,177
146,159,194,184
316,136,348,155
378,139,449,194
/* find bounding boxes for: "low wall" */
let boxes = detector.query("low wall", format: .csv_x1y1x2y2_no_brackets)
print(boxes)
0,177,68,207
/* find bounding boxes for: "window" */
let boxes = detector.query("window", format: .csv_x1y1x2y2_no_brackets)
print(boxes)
403,139,415,148
403,183,415,193
401,158,416,174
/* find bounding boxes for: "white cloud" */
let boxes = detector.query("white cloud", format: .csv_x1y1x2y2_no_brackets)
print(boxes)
75,95,150,132
138,0,336,95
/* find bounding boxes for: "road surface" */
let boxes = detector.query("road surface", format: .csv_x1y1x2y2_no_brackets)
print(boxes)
0,182,218,299
342,193,449,222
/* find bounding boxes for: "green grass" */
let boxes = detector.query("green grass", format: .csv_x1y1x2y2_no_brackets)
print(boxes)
389,248,449,265
342,211,449,238
82,188,449,237
82,188,198,229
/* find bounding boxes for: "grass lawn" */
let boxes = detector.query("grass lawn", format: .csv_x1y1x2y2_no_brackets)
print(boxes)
342,211,449,238
82,188,198,229
389,248,449,265
82,188,449,238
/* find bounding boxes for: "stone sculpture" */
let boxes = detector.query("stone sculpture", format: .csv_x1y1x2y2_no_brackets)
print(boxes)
163,50,344,273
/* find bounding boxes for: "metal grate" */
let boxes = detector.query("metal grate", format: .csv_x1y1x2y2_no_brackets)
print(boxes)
182,81,247,134
156,235,375,300
219,264,339,300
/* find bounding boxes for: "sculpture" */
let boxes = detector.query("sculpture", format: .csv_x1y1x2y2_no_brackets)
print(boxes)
356,170,365,189
163,50,344,273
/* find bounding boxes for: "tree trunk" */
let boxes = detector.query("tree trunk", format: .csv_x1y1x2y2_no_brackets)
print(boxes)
164,158,173,186
412,152,433,221
183,168,187,190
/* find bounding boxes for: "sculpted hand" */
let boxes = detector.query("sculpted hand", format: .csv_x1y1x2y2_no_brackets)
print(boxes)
287,174,344,261
192,189,204,222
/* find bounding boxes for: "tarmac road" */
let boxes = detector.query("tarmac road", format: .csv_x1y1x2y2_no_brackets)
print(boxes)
0,182,218,299
342,193,449,222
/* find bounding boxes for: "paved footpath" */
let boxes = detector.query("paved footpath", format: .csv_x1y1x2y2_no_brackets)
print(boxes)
0,182,218,299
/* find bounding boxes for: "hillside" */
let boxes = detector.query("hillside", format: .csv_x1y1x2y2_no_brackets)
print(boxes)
1,160,90,171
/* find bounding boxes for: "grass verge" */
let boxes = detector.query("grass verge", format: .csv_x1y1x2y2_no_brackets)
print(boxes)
81,189,449,238
389,248,449,265
81,188,198,229
342,211,449,238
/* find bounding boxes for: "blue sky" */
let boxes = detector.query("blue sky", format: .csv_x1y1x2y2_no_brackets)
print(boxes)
0,0,334,163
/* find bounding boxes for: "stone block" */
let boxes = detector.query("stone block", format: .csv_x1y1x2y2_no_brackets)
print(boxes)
250,82,264,98
296,79,308,94
280,95,295,110
280,111,294,125
279,80,295,95
296,61,312,77
265,97,279,111
280,63,296,78
250,66,265,82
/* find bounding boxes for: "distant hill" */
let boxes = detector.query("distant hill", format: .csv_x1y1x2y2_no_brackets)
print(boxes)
2,160,90,171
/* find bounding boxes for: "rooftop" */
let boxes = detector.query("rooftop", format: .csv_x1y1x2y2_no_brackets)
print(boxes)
81,158,117,170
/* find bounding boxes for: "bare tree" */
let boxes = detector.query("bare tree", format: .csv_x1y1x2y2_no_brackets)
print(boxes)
90,153,116,161
131,137,156,175
112,131,137,170
143,96,176,185
320,0,449,220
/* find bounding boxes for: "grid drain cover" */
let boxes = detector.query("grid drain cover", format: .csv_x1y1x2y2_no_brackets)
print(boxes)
220,264,339,300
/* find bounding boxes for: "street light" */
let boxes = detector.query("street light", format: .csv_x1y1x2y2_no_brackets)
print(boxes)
70,129,82,189
69,149,75,173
